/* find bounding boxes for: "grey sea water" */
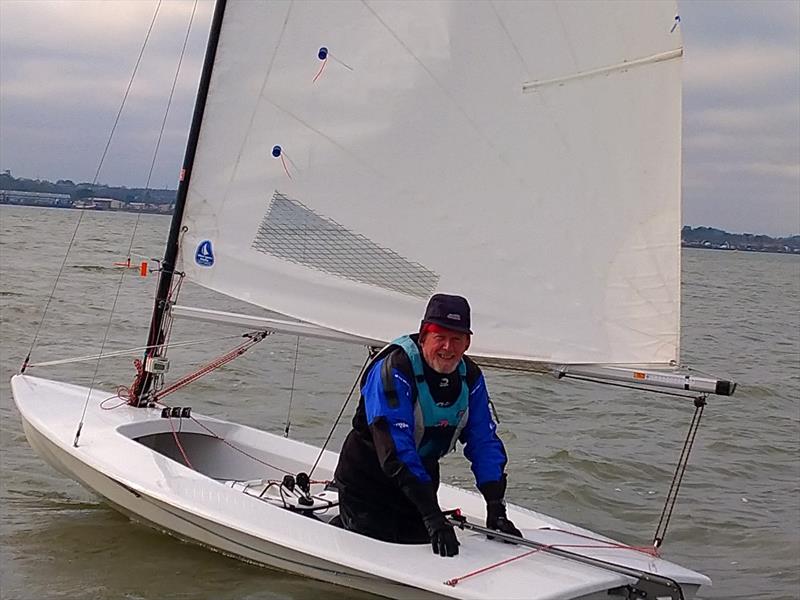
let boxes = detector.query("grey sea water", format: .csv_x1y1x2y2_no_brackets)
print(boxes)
1,205,798,600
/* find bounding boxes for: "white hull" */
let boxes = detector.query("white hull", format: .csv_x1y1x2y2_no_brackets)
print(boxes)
21,418,418,599
12,374,708,600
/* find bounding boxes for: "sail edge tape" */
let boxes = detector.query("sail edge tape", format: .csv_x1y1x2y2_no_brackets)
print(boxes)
522,48,683,93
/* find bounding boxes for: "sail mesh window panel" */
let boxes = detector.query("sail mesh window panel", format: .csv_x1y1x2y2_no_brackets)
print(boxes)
253,192,439,298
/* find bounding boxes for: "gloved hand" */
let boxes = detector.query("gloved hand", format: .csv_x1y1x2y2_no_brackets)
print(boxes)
479,475,522,539
486,499,522,538
423,512,460,557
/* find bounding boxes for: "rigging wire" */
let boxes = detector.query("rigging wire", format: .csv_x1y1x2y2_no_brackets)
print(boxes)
90,1,163,187
308,351,372,478
283,336,301,437
560,373,711,548
75,237,152,445
21,1,164,372
25,334,246,368
73,2,200,446
21,0,162,372
122,0,200,267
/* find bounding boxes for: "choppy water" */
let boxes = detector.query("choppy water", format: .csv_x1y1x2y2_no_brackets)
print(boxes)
1,205,798,600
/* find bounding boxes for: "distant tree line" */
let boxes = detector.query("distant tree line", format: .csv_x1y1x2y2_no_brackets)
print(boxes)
2,171,797,252
682,226,800,253
0,171,176,205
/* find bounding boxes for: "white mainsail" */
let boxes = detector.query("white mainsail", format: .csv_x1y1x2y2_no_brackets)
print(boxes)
176,0,683,367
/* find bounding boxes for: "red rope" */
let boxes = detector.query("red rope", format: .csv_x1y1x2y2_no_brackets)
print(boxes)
312,57,328,82
280,154,293,180
119,358,145,406
188,416,293,476
168,413,335,482
540,527,660,557
154,336,262,401
167,412,194,469
444,527,660,587
100,394,128,410
445,549,541,586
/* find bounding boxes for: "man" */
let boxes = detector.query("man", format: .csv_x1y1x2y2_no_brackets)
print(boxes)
334,293,522,557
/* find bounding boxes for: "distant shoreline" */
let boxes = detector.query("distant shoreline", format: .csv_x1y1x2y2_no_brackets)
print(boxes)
0,196,172,216
2,196,798,255
681,243,798,256
681,226,799,255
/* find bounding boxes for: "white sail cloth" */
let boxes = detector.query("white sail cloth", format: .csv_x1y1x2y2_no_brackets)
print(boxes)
177,0,683,367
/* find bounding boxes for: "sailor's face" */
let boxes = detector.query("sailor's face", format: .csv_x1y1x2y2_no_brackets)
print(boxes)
420,330,471,374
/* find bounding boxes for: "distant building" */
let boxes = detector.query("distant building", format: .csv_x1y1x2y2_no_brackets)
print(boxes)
73,199,97,209
0,190,72,207
88,197,123,210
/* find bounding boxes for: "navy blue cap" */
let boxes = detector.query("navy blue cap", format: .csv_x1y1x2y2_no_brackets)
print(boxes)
420,294,472,334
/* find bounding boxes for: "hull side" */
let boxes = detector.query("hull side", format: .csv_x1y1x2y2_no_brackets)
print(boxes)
21,417,436,600
12,374,708,600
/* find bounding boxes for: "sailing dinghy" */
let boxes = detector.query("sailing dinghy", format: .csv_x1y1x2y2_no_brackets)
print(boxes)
13,1,735,599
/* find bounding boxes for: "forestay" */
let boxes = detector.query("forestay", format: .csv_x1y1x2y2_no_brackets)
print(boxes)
176,0,684,367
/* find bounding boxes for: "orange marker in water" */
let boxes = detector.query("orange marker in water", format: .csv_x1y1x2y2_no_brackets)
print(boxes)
139,261,148,277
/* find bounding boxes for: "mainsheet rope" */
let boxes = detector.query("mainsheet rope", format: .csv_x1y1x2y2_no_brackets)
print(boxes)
560,373,710,550
652,394,707,548
308,351,372,478
283,336,302,437
443,526,660,587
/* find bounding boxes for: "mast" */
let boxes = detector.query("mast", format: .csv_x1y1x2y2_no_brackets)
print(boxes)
133,0,227,403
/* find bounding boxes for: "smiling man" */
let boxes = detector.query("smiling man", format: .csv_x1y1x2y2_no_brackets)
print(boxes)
334,294,521,557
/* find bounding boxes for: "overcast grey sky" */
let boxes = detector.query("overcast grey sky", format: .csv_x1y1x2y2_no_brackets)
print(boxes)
1,1,798,236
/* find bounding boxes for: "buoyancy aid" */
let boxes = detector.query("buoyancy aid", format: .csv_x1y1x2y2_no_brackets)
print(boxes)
384,335,470,460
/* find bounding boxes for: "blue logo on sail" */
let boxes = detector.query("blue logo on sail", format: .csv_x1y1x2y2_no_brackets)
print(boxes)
195,240,215,267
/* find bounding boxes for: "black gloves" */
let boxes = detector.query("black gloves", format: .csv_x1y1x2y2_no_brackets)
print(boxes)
478,474,523,539
423,512,460,557
401,481,460,557
486,499,523,537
